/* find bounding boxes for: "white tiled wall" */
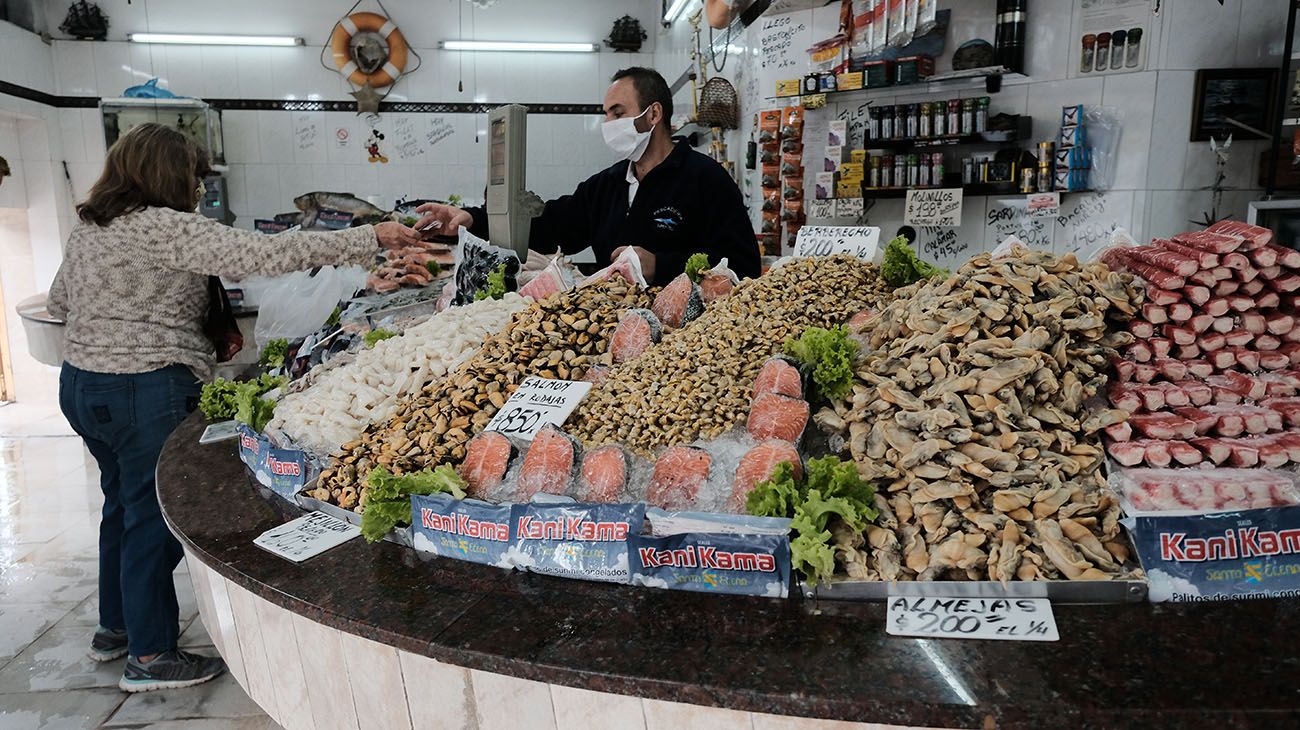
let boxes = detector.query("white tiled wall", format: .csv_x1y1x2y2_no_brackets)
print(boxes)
651,0,1292,252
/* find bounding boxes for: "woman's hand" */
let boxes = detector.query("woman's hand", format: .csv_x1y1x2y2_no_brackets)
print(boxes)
374,221,424,250
414,203,473,237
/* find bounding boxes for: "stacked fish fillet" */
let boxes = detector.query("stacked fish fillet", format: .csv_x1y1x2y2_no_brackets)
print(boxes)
1101,220,1300,475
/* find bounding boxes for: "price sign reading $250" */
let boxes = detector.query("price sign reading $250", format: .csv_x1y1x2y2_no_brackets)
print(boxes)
484,376,593,441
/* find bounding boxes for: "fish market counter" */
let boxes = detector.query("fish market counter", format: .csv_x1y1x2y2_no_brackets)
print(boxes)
158,413,1300,730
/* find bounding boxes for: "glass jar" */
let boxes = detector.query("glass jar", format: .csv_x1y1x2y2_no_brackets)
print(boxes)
961,99,975,136
975,97,990,133
893,105,906,139
880,105,894,140
933,102,946,137
919,102,932,138
907,154,920,187
962,157,974,185
932,152,945,186
893,155,905,187
906,104,919,140
880,154,893,188
867,107,881,141
947,100,960,137
868,156,881,188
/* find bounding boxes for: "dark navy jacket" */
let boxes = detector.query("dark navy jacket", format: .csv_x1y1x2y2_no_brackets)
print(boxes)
467,142,760,286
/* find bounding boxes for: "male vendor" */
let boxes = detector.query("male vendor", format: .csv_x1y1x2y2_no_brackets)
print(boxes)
416,67,760,285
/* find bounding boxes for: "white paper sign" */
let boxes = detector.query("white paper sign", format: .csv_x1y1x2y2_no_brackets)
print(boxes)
905,188,963,227
987,197,1054,252
484,376,593,441
886,596,1060,641
834,197,865,220
793,225,880,260
807,199,835,220
254,511,360,563
199,420,240,444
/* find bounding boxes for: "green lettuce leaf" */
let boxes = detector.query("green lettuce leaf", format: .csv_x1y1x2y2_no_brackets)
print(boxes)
745,461,802,518
258,338,289,368
684,252,711,283
363,328,398,348
881,235,948,287
359,465,468,543
783,326,858,402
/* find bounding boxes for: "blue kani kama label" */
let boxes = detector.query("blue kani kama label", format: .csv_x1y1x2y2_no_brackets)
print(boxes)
506,502,646,583
410,493,513,567
629,531,790,598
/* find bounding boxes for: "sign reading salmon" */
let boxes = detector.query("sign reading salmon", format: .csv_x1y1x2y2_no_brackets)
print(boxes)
905,188,963,227
484,376,593,441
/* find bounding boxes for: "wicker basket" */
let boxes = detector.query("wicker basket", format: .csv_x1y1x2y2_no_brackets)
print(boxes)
697,77,740,130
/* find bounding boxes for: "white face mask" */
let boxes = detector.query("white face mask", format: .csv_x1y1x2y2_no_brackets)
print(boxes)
602,106,655,162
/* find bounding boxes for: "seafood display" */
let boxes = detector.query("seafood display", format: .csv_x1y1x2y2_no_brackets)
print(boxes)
572,256,896,456
815,249,1145,582
267,294,528,457
1102,221,1300,469
367,242,455,293
311,277,652,509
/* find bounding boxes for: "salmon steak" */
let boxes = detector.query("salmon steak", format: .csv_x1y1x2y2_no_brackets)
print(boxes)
753,357,802,399
699,272,734,303
579,445,628,503
650,273,704,329
459,431,515,499
646,445,712,510
517,424,577,501
729,440,802,512
747,392,809,442
610,309,662,364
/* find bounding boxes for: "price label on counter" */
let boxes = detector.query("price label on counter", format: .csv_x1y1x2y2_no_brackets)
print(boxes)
254,511,360,563
484,376,592,441
904,188,963,227
793,225,880,261
886,596,1059,641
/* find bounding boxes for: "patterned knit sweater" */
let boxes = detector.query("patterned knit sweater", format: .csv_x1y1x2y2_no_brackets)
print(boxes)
47,207,378,382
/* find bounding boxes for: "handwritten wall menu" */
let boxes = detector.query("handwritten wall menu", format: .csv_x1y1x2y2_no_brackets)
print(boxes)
756,13,811,96
1056,192,1133,260
915,226,974,272
293,113,320,154
392,116,424,161
426,116,455,149
986,196,1055,252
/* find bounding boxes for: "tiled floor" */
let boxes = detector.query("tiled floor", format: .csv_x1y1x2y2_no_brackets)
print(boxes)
0,397,279,730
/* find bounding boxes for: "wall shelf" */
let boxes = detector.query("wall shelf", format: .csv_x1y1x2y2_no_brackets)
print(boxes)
767,68,1027,104
860,116,1033,153
839,185,1095,200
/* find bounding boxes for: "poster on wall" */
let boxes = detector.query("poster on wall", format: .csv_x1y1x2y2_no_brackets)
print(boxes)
1069,0,1154,78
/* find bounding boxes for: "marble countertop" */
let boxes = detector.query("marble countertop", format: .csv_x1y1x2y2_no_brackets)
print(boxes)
157,413,1300,729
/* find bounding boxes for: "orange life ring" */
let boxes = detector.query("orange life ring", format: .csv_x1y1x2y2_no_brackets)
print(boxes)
705,0,738,30
330,11,409,88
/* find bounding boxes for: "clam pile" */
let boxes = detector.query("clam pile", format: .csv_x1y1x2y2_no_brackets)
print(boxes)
313,278,652,509
571,256,895,456
817,250,1147,582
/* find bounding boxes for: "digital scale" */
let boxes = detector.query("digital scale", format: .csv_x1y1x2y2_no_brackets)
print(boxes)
486,104,544,262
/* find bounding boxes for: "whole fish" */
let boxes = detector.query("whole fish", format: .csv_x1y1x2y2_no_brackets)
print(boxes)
123,78,181,99
293,191,388,228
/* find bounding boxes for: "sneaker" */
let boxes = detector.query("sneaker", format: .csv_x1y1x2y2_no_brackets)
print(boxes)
89,626,128,662
119,649,226,693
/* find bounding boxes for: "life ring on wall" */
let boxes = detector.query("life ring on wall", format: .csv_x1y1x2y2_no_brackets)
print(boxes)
330,11,409,88
705,0,739,30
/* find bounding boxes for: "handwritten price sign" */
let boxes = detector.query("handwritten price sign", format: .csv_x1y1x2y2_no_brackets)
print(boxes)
905,188,963,227
793,225,881,261
484,377,593,441
254,511,360,563
886,596,1059,641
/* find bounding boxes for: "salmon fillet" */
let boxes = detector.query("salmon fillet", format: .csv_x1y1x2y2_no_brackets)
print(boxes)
459,431,515,499
651,273,704,328
646,446,712,510
753,357,802,399
610,309,662,364
747,392,809,442
729,440,802,512
517,425,576,500
579,445,628,503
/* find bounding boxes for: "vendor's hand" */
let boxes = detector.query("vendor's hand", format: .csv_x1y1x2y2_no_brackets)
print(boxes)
374,221,423,250
415,203,473,237
612,245,656,283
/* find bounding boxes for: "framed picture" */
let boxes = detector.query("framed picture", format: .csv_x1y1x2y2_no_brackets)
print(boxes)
1191,68,1278,141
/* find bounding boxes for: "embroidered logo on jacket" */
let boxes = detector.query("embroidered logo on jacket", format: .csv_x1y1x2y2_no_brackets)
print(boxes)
651,206,684,231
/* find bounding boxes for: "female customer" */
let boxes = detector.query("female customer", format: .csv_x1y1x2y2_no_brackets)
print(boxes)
46,122,422,692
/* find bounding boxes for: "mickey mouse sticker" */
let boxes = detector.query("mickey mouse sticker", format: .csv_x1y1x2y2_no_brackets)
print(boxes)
366,128,388,163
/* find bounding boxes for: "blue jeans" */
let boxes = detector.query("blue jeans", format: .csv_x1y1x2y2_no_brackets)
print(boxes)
59,363,202,657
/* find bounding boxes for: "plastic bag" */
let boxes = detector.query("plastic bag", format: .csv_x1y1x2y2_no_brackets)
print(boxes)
518,253,578,301
1086,106,1124,192
450,229,521,306
253,265,367,344
579,246,649,289
871,0,888,53
699,258,741,302
1113,467,1300,515
850,0,872,56
888,0,911,47
915,0,937,35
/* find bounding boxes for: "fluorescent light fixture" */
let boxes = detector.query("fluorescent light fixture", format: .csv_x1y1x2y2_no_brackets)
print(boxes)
128,33,303,46
664,0,693,24
439,40,598,53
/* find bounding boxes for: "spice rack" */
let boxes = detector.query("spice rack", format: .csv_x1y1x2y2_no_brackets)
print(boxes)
863,116,1033,153
845,184,1096,200
766,67,1028,103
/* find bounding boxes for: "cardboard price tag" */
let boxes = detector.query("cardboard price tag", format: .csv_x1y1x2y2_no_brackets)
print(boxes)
484,376,592,441
807,199,835,220
834,197,865,219
904,188,963,227
793,226,880,261
254,511,360,563
886,596,1059,641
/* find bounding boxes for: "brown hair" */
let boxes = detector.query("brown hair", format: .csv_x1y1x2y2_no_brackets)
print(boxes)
77,122,212,226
